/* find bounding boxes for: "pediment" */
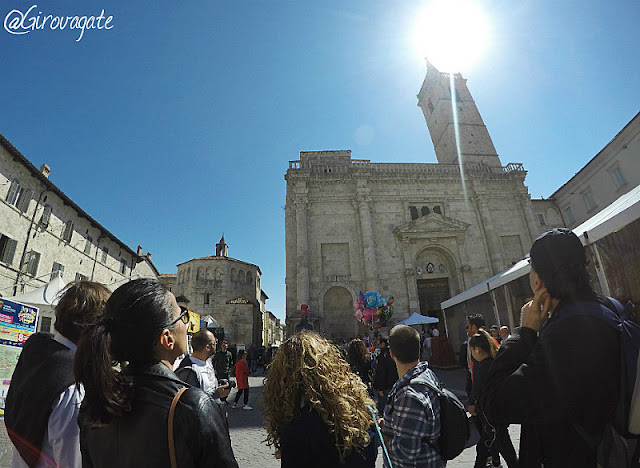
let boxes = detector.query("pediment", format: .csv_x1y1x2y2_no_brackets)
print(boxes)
393,213,470,237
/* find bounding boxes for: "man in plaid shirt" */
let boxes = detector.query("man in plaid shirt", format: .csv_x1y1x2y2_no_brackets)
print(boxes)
382,325,445,468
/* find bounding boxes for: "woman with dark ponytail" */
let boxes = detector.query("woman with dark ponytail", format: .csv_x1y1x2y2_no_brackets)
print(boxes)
469,330,517,468
75,278,239,468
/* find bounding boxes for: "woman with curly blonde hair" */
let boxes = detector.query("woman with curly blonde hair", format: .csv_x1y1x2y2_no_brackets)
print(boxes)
261,332,377,467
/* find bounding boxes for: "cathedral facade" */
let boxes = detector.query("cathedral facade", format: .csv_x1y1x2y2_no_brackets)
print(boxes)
284,62,543,340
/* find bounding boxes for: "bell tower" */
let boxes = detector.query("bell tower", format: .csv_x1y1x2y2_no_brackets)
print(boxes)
216,235,228,257
417,60,502,167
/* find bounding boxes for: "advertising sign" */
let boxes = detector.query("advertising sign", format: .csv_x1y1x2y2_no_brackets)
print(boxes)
0,298,39,415
187,310,200,334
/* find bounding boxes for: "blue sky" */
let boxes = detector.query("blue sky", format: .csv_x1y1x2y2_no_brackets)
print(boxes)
1,1,639,321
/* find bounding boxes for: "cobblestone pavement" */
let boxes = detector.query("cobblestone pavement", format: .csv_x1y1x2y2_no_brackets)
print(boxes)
0,368,521,468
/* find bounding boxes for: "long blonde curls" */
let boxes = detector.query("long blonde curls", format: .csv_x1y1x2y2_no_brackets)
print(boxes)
261,332,375,460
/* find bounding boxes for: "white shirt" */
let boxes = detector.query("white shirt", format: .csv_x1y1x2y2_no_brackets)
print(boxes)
12,332,84,468
189,356,219,397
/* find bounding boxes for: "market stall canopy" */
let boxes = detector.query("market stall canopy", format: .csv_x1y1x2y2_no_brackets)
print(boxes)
397,312,439,326
441,184,640,310
201,315,220,329
3,272,68,307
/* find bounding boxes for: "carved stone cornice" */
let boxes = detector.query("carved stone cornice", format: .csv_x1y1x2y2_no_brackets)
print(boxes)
393,213,470,240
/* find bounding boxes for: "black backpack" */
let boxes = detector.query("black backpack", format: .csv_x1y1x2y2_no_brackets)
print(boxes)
419,379,470,460
388,374,470,461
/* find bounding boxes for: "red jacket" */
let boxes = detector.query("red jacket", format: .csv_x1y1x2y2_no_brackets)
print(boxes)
235,359,250,389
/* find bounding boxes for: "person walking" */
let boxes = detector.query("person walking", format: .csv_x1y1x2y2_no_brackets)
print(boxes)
74,278,239,468
232,350,252,410
213,340,233,403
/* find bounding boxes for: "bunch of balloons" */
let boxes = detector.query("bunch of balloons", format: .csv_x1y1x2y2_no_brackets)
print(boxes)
353,291,394,329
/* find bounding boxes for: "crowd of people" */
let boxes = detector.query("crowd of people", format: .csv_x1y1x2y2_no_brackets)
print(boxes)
4,227,636,468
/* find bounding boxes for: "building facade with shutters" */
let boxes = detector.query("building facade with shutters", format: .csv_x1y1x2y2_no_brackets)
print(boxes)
0,132,158,332
285,61,544,340
543,112,640,229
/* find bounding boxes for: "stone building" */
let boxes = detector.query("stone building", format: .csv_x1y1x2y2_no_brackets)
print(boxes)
0,132,159,331
284,61,543,340
263,310,285,347
545,112,640,229
159,236,267,348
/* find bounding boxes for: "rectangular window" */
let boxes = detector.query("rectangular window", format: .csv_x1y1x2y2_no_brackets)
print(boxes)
84,236,93,255
75,272,88,282
0,234,18,266
24,251,41,276
5,179,22,206
39,316,53,333
564,206,575,225
40,205,52,226
612,167,627,189
120,259,127,275
537,214,546,226
62,221,74,242
101,247,108,263
204,293,210,305
51,262,65,280
17,189,32,213
584,192,597,212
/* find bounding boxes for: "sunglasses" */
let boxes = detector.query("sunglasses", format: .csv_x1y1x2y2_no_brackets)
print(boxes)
168,306,190,327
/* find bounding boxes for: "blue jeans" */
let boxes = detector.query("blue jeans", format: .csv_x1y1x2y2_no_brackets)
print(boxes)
376,389,390,416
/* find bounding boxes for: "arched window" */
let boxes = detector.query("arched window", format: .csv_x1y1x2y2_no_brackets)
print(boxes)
206,267,214,280
421,206,430,216
409,206,419,220
196,267,204,280
246,271,252,285
238,270,245,283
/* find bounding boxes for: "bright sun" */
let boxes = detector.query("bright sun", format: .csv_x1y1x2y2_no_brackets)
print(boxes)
413,0,490,73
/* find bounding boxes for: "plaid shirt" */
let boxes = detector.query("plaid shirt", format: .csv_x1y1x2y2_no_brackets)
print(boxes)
382,362,444,468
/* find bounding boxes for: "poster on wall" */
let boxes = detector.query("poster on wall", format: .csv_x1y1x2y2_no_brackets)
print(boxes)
0,298,39,416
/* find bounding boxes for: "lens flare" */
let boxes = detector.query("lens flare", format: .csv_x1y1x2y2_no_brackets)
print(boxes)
413,0,490,73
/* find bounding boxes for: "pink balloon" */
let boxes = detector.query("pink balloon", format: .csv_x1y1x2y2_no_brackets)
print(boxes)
363,308,376,320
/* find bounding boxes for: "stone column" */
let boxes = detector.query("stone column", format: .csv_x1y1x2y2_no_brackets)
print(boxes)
356,193,379,291
401,237,420,313
294,197,310,308
519,193,540,245
474,196,504,274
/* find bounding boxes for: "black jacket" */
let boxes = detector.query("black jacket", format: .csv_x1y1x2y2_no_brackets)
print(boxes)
279,404,377,468
373,347,398,391
482,300,620,468
79,362,238,468
5,333,75,468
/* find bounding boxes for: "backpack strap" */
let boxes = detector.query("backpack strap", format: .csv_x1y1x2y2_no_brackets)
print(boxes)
168,387,188,468
409,379,445,459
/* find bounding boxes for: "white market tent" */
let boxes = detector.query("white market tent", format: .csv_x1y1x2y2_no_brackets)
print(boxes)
397,312,439,326
2,272,68,311
441,184,640,310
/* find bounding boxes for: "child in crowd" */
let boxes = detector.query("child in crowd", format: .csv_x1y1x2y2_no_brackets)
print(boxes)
232,350,252,410
469,330,517,468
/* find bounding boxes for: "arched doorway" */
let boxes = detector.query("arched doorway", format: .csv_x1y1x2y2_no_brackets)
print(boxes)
322,286,356,341
414,247,458,334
